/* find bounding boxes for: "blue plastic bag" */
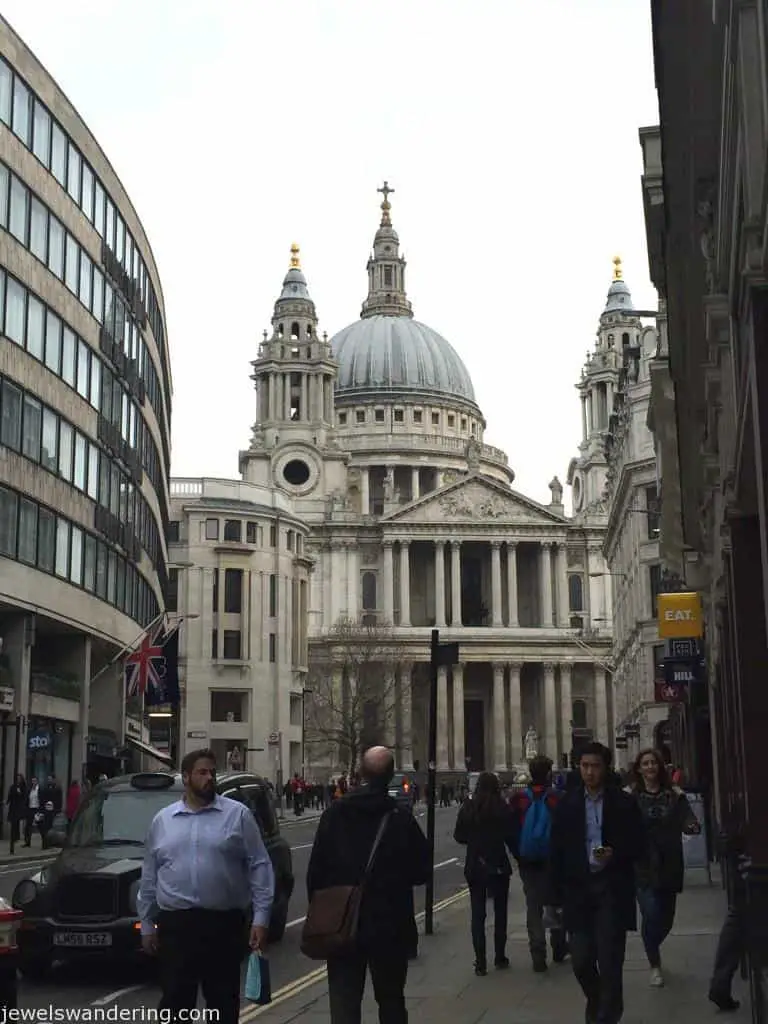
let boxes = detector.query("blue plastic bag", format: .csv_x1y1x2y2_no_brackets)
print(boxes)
245,951,271,1005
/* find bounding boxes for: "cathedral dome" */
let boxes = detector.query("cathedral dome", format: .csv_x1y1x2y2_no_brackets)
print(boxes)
331,315,476,403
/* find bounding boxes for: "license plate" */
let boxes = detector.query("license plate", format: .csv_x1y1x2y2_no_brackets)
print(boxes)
53,932,112,947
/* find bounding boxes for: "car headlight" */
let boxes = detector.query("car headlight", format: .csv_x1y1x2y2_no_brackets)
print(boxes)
13,879,38,907
129,880,140,914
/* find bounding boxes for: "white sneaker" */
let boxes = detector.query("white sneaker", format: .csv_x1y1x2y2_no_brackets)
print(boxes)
650,967,664,988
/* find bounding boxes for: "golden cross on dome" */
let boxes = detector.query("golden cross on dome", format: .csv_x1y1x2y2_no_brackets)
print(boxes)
290,243,301,269
378,181,394,205
613,255,623,281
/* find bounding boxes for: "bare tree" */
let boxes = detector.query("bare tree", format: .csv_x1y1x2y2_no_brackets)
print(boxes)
305,616,410,774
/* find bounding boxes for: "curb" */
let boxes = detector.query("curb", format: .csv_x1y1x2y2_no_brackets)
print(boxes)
0,851,57,867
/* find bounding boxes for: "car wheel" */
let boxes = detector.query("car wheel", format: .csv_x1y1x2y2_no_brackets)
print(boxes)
19,956,51,981
268,898,289,942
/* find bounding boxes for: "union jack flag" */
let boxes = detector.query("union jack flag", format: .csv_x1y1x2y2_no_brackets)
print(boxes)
125,625,180,706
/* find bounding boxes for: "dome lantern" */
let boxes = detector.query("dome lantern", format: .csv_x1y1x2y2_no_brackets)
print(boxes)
360,182,413,320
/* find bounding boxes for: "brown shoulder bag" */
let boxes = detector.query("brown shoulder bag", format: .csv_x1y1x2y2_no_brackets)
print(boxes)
300,810,393,960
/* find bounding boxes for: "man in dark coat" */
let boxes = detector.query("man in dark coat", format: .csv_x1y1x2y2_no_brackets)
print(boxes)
306,747,429,1023
548,743,645,1024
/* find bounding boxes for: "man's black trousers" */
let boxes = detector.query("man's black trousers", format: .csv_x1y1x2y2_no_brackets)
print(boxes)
568,872,628,1024
326,950,409,1024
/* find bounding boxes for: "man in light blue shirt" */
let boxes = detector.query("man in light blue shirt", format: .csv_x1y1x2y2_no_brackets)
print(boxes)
585,788,605,872
138,749,274,1024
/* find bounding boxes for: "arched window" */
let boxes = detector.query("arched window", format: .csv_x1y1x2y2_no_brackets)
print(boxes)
277,323,284,338
622,332,630,347
568,574,584,612
361,571,377,611
290,322,300,340
607,334,614,348
306,324,312,338
572,699,587,730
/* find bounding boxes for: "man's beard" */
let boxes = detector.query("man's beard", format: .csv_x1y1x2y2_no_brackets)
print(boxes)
191,783,215,803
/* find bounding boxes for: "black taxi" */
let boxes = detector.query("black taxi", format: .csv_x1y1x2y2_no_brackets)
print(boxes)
12,770,294,978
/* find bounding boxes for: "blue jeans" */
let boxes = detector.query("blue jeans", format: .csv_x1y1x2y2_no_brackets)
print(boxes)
636,887,677,968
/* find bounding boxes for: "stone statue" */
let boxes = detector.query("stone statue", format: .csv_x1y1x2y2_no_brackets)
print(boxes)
524,725,538,760
383,467,395,503
465,437,481,470
548,476,563,505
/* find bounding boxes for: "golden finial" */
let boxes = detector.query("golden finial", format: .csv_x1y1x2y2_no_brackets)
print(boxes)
290,243,301,269
377,181,394,225
613,255,623,281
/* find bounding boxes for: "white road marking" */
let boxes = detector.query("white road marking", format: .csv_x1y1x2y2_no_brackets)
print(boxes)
0,860,50,876
90,985,147,1006
286,916,307,929
289,843,313,851
434,858,459,869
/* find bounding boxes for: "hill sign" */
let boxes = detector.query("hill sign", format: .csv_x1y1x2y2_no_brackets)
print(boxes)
657,592,703,639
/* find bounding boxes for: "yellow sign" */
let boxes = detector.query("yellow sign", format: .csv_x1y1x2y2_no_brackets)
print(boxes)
657,592,703,638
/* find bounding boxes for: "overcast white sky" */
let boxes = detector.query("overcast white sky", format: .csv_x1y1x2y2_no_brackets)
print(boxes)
4,0,659,505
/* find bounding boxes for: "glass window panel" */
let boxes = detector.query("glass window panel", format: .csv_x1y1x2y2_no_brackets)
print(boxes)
45,311,61,374
110,464,120,516
98,452,110,508
64,233,79,293
115,216,125,264
48,217,64,278
22,395,41,461
70,525,83,585
26,294,44,360
55,518,69,578
79,251,92,309
0,380,21,451
0,164,8,229
93,181,105,237
92,267,104,323
29,197,48,262
100,369,112,423
0,62,11,125
77,339,89,398
0,488,18,557
96,542,107,598
66,144,81,204
84,534,96,591
58,421,73,481
4,276,25,345
121,392,129,440
81,163,94,222
32,100,51,166
87,442,99,499
51,123,67,187
41,407,57,471
105,198,115,248
12,77,31,145
116,557,125,610
9,175,28,244
61,327,76,386
107,550,117,604
18,499,37,565
38,508,55,572
86,361,100,417
74,432,87,490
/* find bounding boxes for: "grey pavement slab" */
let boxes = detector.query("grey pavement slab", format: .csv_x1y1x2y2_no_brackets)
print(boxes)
253,871,746,1023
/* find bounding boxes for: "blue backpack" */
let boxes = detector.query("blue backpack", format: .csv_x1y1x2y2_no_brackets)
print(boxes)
518,787,553,861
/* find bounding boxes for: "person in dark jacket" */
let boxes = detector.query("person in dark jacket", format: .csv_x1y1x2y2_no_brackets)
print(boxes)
454,771,517,976
547,742,645,1024
5,775,27,854
306,747,429,1024
626,748,700,988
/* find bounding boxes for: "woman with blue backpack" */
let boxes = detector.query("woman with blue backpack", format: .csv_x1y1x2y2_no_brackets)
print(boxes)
454,772,518,976
509,756,569,972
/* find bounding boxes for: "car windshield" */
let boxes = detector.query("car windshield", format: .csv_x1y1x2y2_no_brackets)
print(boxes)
67,789,179,848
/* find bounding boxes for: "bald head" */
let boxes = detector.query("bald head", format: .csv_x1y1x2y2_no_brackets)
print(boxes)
361,746,395,787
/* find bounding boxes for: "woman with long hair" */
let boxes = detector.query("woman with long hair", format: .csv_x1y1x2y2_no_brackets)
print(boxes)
454,771,517,975
627,748,701,988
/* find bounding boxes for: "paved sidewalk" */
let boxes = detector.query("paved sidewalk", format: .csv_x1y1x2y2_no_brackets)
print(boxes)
0,832,54,865
253,870,744,1023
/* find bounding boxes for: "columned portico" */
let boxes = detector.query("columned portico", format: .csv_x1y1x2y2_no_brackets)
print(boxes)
540,543,554,627
452,664,465,768
434,541,446,627
450,541,462,625
399,665,413,770
400,541,411,626
493,663,506,770
556,543,569,627
507,543,519,627
543,661,558,763
508,661,523,764
437,665,450,769
491,542,503,626
383,541,394,623
560,661,573,764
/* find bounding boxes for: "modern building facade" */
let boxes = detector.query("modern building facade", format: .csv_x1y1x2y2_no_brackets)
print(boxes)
172,188,615,782
650,2,768,1018
0,17,172,792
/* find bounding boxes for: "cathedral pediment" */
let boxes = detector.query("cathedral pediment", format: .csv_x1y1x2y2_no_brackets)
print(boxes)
383,474,565,525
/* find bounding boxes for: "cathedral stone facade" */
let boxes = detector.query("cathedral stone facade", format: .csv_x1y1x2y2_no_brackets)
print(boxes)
169,188,615,782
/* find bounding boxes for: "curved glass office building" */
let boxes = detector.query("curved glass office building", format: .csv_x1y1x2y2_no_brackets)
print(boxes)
0,16,172,785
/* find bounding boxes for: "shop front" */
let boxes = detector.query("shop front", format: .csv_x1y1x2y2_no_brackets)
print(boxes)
26,719,73,787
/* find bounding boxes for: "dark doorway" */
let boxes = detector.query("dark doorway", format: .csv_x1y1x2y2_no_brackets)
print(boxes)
465,700,485,771
461,551,487,626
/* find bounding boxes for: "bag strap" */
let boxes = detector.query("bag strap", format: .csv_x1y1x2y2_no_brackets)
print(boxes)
362,810,394,880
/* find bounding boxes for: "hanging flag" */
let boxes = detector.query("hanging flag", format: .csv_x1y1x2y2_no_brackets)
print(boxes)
125,626,180,707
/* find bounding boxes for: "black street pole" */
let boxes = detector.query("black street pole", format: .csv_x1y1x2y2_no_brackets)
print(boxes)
425,629,439,936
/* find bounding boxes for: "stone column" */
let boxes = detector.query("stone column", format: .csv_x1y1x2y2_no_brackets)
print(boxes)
4,615,33,775
72,637,92,779
508,661,523,765
400,541,411,627
411,467,420,501
594,664,610,744
556,543,569,627
452,664,465,769
539,542,554,627
491,541,503,626
383,542,394,624
346,545,358,622
560,662,573,766
267,375,275,421
493,663,506,770
399,666,413,770
300,374,308,421
581,394,587,439
434,541,446,627
284,374,292,420
437,666,449,769
451,541,462,626
543,662,558,762
506,542,519,627
360,468,370,516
